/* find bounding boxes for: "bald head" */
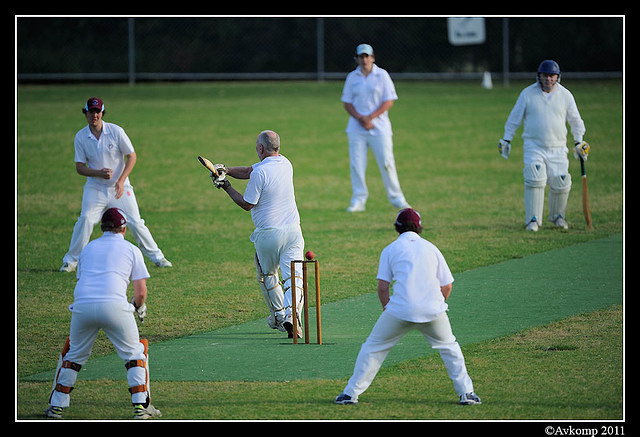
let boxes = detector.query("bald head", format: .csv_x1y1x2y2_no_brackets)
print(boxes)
256,130,281,160
257,130,280,153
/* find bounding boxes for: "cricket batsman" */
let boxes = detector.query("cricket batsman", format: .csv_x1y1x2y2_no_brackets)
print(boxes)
498,60,590,231
204,130,306,339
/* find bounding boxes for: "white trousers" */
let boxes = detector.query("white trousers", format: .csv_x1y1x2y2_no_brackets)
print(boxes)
49,301,148,407
347,133,409,208
62,183,165,265
522,144,572,224
251,224,305,321
343,311,474,399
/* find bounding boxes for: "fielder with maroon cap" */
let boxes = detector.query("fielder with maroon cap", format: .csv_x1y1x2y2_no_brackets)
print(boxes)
335,208,481,406
60,97,171,272
46,208,161,419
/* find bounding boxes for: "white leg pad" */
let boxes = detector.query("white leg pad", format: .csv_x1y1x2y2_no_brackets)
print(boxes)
255,254,285,325
49,337,79,408
523,162,547,225
548,173,572,222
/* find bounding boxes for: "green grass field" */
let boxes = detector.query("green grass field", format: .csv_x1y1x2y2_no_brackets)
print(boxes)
16,79,623,422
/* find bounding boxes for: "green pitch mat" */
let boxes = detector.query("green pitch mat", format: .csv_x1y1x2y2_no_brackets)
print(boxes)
25,233,622,383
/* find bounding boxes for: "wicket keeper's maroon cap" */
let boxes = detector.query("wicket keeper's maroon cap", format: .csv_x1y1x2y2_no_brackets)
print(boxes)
395,208,422,228
85,97,104,112
101,208,127,230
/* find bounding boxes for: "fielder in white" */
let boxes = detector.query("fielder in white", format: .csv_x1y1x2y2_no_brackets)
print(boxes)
335,208,481,405
60,97,172,272
46,208,161,420
499,60,590,231
209,130,306,339
342,43,411,212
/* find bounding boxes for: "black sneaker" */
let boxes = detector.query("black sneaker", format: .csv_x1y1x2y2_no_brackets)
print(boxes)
334,393,358,405
284,321,302,339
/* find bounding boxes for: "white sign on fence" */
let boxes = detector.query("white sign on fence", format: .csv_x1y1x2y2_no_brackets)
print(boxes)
447,17,486,46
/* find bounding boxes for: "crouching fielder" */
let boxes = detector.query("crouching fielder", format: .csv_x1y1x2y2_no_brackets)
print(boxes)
335,209,481,405
498,60,589,231
45,208,161,420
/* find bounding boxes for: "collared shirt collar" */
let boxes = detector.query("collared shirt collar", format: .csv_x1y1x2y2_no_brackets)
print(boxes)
356,63,379,77
86,121,110,139
397,231,420,239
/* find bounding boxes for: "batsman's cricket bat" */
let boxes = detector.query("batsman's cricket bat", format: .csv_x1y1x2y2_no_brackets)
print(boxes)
580,157,594,230
197,156,219,177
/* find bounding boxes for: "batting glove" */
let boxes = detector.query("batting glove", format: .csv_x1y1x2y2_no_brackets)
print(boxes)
213,163,228,176
213,175,231,190
574,141,590,161
498,139,511,159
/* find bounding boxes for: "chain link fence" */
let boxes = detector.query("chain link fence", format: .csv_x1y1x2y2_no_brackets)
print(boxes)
17,16,623,84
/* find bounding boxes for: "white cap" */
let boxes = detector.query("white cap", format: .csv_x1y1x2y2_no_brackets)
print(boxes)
356,44,373,56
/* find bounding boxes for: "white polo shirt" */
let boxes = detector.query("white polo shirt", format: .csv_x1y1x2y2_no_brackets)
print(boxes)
341,63,398,136
377,231,454,323
74,121,135,188
243,155,300,230
73,232,150,304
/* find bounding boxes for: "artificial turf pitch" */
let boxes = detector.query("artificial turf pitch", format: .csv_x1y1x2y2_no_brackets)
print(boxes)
25,233,622,384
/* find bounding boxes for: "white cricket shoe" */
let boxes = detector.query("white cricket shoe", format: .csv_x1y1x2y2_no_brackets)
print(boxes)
526,217,539,232
392,201,412,209
267,313,287,332
552,216,569,229
154,258,173,268
133,403,162,420
44,405,63,418
59,262,77,273
346,203,365,212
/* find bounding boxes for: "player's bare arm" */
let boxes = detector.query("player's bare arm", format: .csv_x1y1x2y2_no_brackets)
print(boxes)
226,166,253,180
440,283,452,301
364,100,394,124
377,279,390,310
221,183,255,211
133,278,147,308
344,102,373,130
75,162,113,179
115,152,136,199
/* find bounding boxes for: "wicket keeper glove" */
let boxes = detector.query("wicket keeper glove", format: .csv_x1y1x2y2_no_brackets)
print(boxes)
498,139,511,159
573,141,590,161
131,296,147,323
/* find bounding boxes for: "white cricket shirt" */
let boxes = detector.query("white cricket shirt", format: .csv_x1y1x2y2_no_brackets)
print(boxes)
73,232,150,304
341,63,398,136
243,155,300,230
377,231,454,323
74,121,135,188
503,82,586,149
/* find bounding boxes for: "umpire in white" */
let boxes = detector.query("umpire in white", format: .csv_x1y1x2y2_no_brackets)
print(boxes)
335,208,481,405
46,208,161,420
